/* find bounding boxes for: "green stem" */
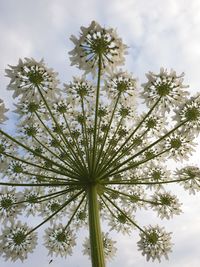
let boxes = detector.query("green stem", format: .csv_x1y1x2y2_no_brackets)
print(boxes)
101,148,170,179
26,189,84,236
80,97,91,170
100,195,120,220
63,193,86,231
33,136,81,176
103,193,145,233
98,115,123,171
2,150,76,179
92,55,102,176
37,86,86,175
95,93,121,175
104,187,161,205
114,128,149,163
35,110,79,167
102,176,194,185
88,185,106,267
63,113,88,172
99,129,148,178
96,116,102,152
22,170,75,182
36,110,85,175
97,97,162,174
35,111,69,157
13,188,72,205
0,130,78,178
32,190,72,203
99,120,186,179
0,181,78,187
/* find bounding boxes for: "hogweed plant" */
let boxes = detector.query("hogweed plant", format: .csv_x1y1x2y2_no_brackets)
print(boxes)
0,21,200,266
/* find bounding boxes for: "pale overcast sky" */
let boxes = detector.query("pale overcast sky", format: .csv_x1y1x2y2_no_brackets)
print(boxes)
0,0,200,267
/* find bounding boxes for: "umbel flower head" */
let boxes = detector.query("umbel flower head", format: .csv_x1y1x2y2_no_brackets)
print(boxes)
69,20,128,75
0,21,200,267
0,221,37,262
44,224,76,257
0,99,9,124
137,225,172,262
5,58,60,102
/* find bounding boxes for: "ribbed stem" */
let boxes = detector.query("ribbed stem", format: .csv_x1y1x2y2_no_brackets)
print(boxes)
88,185,106,267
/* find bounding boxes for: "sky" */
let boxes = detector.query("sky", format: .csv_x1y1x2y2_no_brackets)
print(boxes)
0,0,200,266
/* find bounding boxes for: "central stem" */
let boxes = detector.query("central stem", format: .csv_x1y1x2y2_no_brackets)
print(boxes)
88,184,105,267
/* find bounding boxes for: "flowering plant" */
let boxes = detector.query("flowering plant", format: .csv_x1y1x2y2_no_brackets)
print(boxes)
0,21,200,266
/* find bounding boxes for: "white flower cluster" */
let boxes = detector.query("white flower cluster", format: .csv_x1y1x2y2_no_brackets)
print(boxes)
151,191,182,219
174,94,200,136
164,132,196,161
0,99,8,124
23,188,43,216
44,224,76,257
108,210,134,235
141,163,170,186
69,21,128,75
64,76,94,102
0,221,37,262
39,198,65,223
0,187,22,223
83,232,117,261
104,70,137,103
5,58,60,102
0,138,16,170
141,68,189,112
137,225,173,262
176,166,200,194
